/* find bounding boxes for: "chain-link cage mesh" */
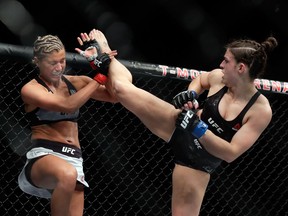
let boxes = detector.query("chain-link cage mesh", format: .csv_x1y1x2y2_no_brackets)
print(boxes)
0,45,288,216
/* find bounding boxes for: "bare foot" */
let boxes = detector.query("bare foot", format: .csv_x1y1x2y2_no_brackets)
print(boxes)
89,29,112,53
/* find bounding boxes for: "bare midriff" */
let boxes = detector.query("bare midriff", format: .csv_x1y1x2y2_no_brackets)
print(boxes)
31,121,80,148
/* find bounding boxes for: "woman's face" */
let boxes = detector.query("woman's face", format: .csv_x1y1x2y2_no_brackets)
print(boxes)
219,49,238,85
36,49,66,81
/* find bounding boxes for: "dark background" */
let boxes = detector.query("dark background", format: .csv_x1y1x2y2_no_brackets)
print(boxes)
1,1,288,215
0,0,287,82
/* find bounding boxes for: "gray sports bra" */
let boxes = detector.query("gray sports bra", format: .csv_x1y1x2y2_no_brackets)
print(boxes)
26,76,80,126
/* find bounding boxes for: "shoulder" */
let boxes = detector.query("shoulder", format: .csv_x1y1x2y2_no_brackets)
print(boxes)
256,93,272,116
201,68,223,86
20,79,48,106
247,93,272,127
21,79,41,94
205,69,225,95
207,68,223,79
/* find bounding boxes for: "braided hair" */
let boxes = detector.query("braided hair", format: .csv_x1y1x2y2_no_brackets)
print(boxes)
32,35,65,64
226,37,278,79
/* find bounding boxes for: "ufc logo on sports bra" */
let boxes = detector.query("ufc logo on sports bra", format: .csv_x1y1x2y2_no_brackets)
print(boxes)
207,117,224,134
62,147,75,155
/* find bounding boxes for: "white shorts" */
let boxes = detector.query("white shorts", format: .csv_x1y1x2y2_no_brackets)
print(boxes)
18,139,89,199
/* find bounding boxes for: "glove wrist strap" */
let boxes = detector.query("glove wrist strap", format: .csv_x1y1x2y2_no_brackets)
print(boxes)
189,90,198,99
192,120,208,139
93,73,108,85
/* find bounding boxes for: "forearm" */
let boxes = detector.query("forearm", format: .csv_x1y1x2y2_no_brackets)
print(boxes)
188,72,210,94
171,73,209,109
65,80,100,112
199,130,235,163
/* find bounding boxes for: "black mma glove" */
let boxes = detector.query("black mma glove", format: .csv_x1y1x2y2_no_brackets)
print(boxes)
80,39,102,62
81,39,101,55
172,90,198,109
88,53,111,85
176,109,208,139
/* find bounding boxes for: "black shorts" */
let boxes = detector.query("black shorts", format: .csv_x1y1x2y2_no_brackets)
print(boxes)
169,128,222,173
25,157,42,187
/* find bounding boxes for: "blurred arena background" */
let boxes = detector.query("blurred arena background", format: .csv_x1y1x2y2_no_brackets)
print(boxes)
1,0,288,215
0,0,287,81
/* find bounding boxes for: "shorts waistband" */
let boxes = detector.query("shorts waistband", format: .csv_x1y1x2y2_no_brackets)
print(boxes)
31,139,82,158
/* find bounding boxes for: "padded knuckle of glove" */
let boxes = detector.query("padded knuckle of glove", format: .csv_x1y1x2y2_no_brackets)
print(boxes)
81,39,102,62
172,90,198,108
172,92,184,108
82,39,98,50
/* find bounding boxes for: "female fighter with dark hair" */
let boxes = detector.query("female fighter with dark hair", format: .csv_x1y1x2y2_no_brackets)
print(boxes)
76,29,277,216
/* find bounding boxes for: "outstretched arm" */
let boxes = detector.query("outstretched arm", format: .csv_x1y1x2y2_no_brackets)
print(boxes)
21,78,102,113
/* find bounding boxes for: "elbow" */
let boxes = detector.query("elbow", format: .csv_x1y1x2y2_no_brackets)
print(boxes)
63,103,79,114
108,96,119,104
109,92,120,103
65,107,79,114
223,152,239,163
224,157,235,163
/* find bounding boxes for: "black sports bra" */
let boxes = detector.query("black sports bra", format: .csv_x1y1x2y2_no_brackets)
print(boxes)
201,86,260,141
26,76,80,126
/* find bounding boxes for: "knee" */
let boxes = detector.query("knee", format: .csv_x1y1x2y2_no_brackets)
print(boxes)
57,168,78,190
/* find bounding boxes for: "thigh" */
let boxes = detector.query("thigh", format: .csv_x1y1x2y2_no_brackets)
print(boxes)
69,185,85,216
115,79,180,141
172,164,210,214
31,154,77,189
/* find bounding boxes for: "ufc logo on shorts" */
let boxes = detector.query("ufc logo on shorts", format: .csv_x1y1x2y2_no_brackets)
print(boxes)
193,139,203,149
180,111,194,129
62,147,75,155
